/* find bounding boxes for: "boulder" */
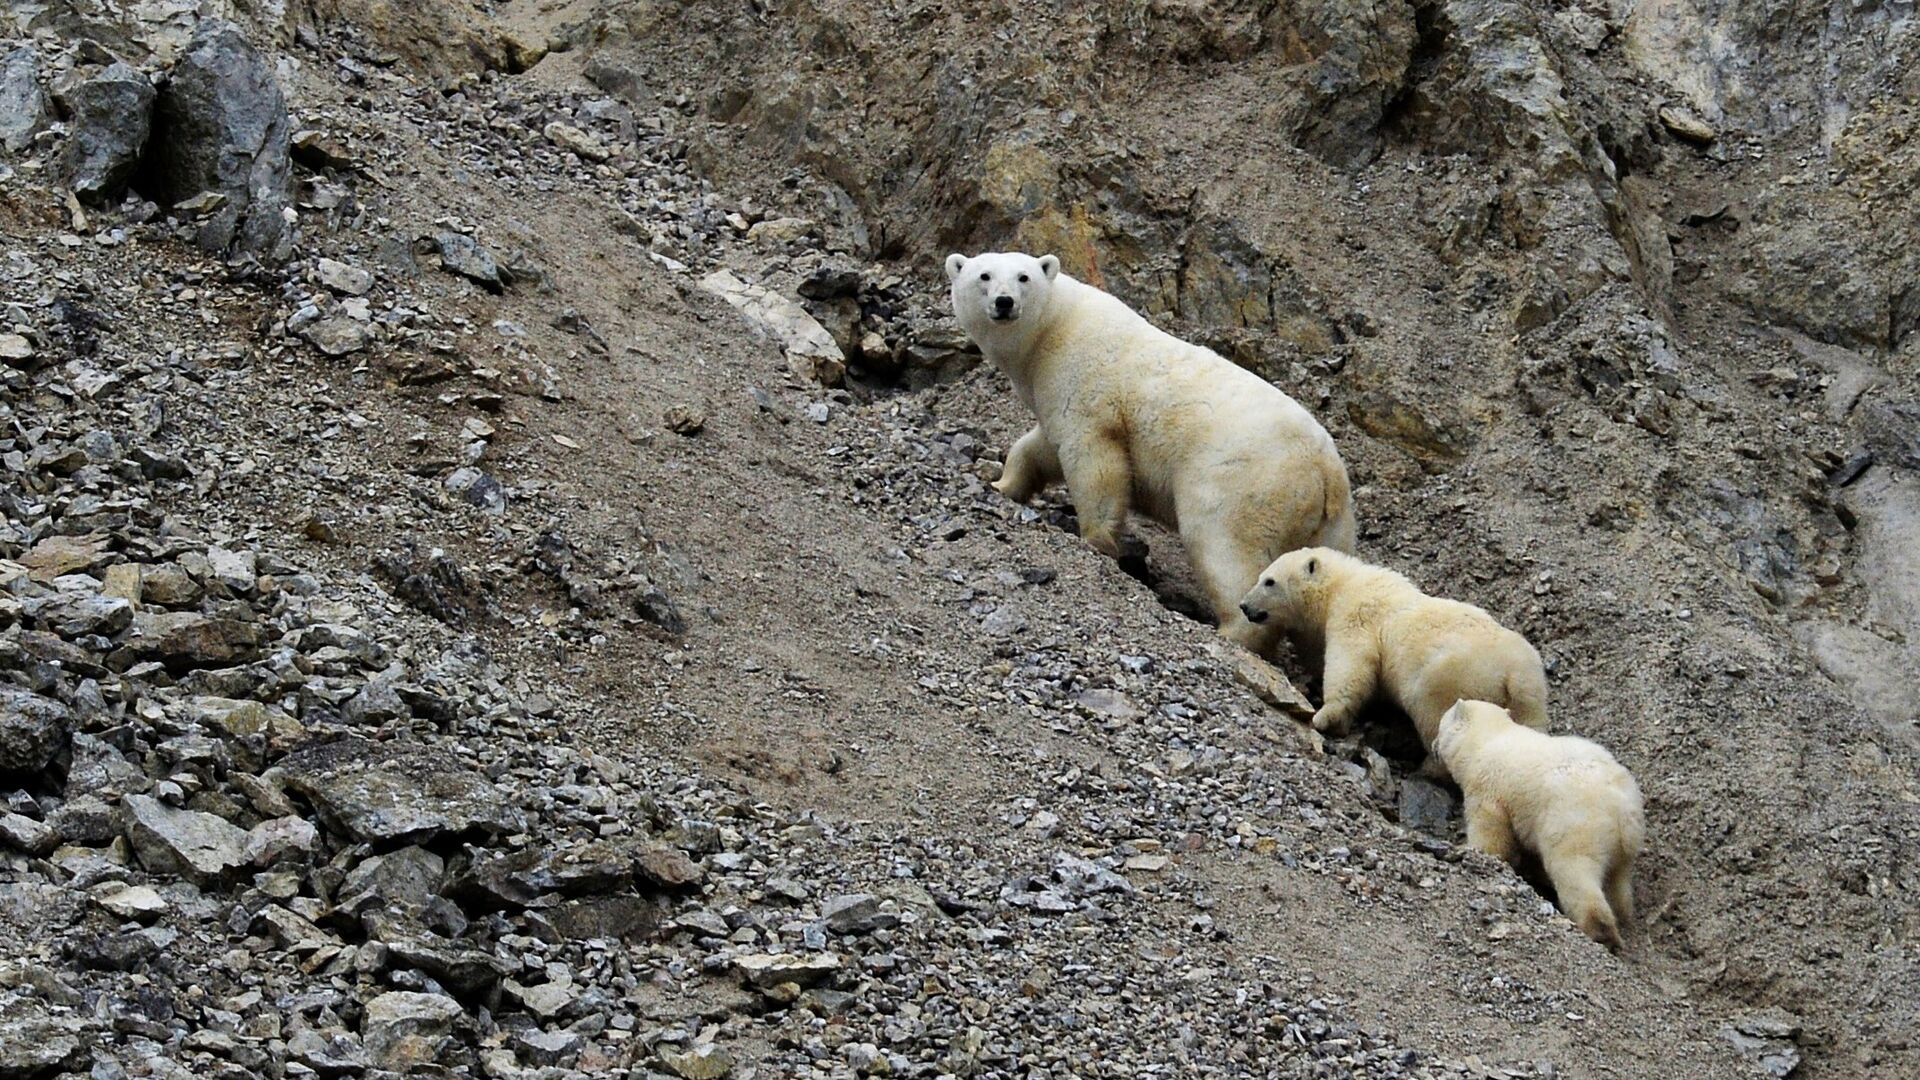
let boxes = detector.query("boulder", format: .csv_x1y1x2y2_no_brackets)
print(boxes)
143,20,292,258
122,793,250,887
0,686,71,780
58,62,154,203
361,991,462,1073
274,737,525,845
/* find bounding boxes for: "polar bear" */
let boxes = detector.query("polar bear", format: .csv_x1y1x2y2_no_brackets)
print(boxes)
946,251,1354,652
1235,547,1548,771
1436,700,1645,950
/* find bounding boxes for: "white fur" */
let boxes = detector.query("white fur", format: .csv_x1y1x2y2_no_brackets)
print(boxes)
1237,547,1549,774
947,251,1355,652
1437,700,1645,950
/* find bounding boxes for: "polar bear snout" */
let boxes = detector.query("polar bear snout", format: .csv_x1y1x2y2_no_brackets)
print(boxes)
992,294,1018,320
1239,601,1268,624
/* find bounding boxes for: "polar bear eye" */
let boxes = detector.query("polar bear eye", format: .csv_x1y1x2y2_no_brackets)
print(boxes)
1262,578,1274,588
1018,273,1030,282
979,272,990,281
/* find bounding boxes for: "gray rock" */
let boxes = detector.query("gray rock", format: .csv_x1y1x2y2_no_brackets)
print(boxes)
122,793,249,887
733,952,842,990
360,991,462,1073
275,737,525,845
444,467,507,515
0,998,90,1077
370,917,512,998
21,592,132,638
0,812,57,856
511,1028,581,1068
338,846,446,916
0,47,48,154
121,610,262,668
300,315,373,356
436,232,504,291
316,258,374,296
820,893,895,935
58,62,154,203
1397,776,1456,835
243,814,319,867
92,883,166,923
0,686,70,779
143,20,292,258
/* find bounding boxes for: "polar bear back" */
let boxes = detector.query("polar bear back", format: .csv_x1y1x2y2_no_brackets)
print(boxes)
1029,276,1341,517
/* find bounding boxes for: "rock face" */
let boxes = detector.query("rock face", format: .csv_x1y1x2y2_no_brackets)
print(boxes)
58,62,155,203
0,46,48,153
143,19,292,258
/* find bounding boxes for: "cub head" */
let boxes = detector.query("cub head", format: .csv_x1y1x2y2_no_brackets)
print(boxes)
1236,547,1343,630
1435,699,1509,767
945,251,1060,335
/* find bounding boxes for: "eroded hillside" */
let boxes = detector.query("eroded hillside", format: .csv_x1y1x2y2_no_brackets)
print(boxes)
0,1,1914,1078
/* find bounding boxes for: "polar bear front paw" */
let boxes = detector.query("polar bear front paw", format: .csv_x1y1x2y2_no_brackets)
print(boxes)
1311,706,1352,736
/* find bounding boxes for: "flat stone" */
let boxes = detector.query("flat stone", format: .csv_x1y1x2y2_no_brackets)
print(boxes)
243,815,319,867
634,843,704,890
20,534,111,583
300,315,374,356
733,952,841,991
511,1029,581,1068
316,258,374,296
503,978,576,1021
122,611,262,668
1658,104,1718,145
275,737,524,845
92,883,167,922
122,793,249,887
820,893,895,935
21,592,131,638
0,334,31,364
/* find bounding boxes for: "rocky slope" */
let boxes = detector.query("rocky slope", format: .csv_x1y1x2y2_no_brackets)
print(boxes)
0,1,1914,1078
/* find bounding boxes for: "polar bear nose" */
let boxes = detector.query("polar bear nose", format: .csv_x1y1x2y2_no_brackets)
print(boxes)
1239,602,1267,624
994,295,1015,316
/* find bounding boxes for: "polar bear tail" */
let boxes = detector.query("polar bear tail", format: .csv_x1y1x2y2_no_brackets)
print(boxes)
1315,458,1357,554
1502,669,1550,731
1547,854,1624,951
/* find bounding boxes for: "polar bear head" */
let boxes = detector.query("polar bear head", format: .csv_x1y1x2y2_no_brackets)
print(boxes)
1236,546,1346,630
1434,699,1510,769
946,251,1061,335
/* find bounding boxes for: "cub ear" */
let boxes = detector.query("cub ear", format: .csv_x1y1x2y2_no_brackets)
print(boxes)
1306,556,1319,575
945,253,968,282
1037,254,1060,280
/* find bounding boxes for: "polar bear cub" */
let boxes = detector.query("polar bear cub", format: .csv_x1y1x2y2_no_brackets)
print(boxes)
946,251,1354,653
1235,547,1548,768
1436,700,1645,950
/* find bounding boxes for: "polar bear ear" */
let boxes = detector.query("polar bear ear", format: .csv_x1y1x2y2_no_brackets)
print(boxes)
945,253,968,282
1037,254,1060,281
1306,556,1319,576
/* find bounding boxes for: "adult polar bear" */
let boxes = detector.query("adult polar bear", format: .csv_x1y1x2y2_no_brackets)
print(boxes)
947,251,1354,652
